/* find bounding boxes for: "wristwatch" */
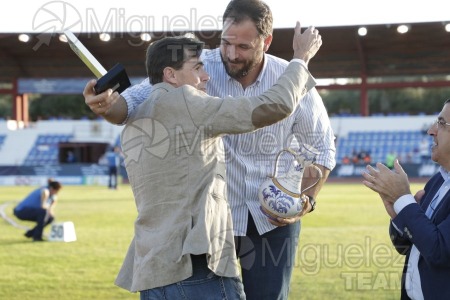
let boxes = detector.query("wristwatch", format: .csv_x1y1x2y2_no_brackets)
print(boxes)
307,195,316,212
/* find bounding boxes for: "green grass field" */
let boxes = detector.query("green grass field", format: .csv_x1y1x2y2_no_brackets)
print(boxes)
0,182,425,300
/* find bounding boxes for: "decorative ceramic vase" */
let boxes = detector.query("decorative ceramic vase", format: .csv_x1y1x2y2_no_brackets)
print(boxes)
258,147,322,219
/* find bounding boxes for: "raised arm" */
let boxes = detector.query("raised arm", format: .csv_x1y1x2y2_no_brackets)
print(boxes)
83,80,129,124
84,22,320,125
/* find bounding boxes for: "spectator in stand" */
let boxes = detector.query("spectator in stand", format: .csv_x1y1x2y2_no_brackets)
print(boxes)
362,152,372,164
357,150,371,164
342,156,351,165
352,149,360,164
66,150,77,163
385,151,396,169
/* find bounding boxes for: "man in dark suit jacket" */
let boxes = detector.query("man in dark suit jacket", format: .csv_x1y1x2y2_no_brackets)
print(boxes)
363,99,450,300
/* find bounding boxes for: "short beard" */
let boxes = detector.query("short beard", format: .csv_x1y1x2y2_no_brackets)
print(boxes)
221,55,255,80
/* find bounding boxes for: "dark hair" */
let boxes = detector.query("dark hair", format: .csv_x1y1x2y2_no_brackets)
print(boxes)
48,179,62,191
222,0,273,38
445,99,450,104
145,36,204,84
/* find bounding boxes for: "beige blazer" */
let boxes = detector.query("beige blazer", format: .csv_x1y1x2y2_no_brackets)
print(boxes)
116,61,315,292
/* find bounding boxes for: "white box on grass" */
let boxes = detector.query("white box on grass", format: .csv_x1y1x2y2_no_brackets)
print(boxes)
48,221,77,242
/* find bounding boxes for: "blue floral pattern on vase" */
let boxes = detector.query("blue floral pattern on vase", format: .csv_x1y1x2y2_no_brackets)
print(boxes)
260,184,300,216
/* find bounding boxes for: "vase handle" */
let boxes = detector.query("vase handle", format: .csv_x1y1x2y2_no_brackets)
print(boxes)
300,164,323,194
272,148,298,178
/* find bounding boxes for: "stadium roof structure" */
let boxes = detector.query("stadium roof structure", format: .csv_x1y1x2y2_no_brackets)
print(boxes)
1,21,450,116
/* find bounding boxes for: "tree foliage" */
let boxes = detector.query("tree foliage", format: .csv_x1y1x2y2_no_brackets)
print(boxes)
28,94,97,121
320,87,450,116
0,95,12,119
1,86,450,120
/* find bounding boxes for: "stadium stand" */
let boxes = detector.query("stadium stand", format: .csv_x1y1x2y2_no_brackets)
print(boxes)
0,114,439,184
336,130,431,164
0,119,123,166
0,114,438,167
331,114,436,169
23,134,74,166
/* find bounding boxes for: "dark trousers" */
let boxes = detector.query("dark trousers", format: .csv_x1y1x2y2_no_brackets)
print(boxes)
13,207,54,240
109,166,118,188
235,213,301,300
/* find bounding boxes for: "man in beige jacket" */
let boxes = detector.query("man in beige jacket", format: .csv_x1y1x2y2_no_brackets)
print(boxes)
108,22,321,299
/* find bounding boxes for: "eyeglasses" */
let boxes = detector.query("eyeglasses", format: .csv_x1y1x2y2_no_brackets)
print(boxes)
434,118,450,129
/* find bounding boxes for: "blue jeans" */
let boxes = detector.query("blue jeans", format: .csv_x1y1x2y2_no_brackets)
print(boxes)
140,255,245,300
235,213,301,300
